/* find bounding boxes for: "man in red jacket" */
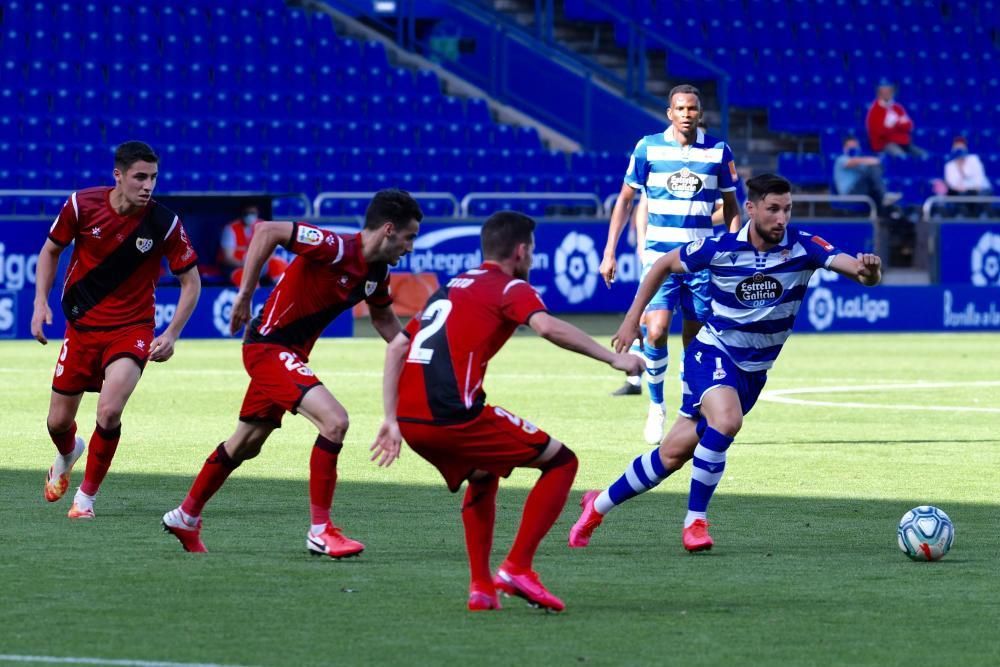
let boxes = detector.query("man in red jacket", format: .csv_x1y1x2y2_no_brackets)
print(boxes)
865,80,927,158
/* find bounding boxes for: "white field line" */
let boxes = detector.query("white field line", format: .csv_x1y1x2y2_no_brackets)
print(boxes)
760,381,1000,413
0,655,251,667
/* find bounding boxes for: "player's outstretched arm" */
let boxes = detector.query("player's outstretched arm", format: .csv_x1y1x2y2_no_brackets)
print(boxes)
31,239,63,345
611,248,685,352
230,221,292,334
371,331,409,467
600,184,638,288
829,252,883,287
150,267,201,362
528,312,644,376
369,304,403,343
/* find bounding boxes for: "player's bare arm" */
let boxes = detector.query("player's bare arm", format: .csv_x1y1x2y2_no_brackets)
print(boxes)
600,184,638,287
611,247,686,353
150,267,202,362
721,190,742,232
31,239,63,345
371,331,409,467
369,303,403,342
528,312,644,376
829,252,883,287
230,220,292,334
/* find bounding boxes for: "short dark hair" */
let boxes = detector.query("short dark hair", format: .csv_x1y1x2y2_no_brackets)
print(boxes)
843,135,859,146
668,84,701,107
114,141,158,172
481,210,536,260
746,173,793,203
364,189,423,230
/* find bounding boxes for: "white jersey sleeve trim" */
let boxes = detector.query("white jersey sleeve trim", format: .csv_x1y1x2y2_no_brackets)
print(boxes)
164,215,179,240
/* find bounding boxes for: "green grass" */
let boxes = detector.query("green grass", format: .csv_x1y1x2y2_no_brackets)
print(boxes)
1,332,999,666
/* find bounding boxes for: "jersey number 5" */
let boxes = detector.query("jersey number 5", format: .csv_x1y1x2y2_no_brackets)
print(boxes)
407,299,453,365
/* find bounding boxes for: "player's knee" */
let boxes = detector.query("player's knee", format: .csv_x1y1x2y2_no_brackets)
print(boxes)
46,416,75,435
95,405,123,431
661,444,692,472
319,413,349,443
709,414,742,437
541,444,578,473
645,324,668,346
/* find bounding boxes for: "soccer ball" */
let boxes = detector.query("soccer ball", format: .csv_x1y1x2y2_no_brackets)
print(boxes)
897,506,954,561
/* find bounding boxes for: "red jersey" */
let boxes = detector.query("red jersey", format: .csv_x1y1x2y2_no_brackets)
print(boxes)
244,223,392,359
48,186,198,331
397,262,548,425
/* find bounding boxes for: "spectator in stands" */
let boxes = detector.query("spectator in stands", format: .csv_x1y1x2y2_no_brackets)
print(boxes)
218,203,288,287
834,137,889,215
865,80,927,158
944,136,992,216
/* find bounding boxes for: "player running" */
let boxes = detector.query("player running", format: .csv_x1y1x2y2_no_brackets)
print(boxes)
571,174,882,552
601,84,742,445
32,141,201,520
163,189,422,556
371,211,644,612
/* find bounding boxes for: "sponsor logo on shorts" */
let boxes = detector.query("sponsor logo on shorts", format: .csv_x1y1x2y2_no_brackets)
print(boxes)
55,363,64,377
296,226,324,246
735,273,784,308
364,280,377,296
665,168,704,199
136,237,153,253
712,368,727,380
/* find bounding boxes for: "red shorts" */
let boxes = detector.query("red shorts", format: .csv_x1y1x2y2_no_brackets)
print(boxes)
399,405,552,492
239,343,323,427
52,324,153,395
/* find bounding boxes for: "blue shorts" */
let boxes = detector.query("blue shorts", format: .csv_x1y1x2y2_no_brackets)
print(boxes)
679,339,768,419
640,261,711,323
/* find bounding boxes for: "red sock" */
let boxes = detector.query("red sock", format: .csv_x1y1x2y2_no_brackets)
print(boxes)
48,421,78,456
181,443,241,517
505,448,578,572
463,475,499,588
309,436,342,526
79,422,121,496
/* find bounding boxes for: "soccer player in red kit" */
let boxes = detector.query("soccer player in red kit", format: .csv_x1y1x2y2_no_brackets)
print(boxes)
163,189,422,557
31,141,201,519
370,211,644,612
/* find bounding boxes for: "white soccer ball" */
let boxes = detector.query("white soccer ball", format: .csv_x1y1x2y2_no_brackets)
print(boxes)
897,506,954,561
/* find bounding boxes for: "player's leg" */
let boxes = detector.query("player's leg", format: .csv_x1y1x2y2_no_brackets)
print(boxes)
643,306,672,445
297,385,364,558
69,356,143,519
613,313,646,396
463,470,501,611
496,437,576,612
569,415,699,548
43,390,86,502
163,419,275,553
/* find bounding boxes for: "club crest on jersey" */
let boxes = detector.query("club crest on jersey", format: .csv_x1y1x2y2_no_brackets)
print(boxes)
735,272,784,308
297,226,323,246
136,237,153,253
686,238,705,254
364,280,377,296
665,168,704,199
338,275,349,286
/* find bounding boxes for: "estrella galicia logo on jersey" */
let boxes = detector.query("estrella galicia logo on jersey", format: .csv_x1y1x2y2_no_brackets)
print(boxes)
685,238,705,254
735,273,783,308
297,226,323,246
135,237,153,253
364,280,377,296
554,232,599,304
971,231,1000,286
807,287,836,331
665,168,704,200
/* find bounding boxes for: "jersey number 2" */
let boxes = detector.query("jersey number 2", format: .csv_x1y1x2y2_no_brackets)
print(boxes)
407,299,453,365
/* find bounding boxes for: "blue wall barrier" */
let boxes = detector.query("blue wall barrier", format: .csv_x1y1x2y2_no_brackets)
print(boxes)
936,223,1000,286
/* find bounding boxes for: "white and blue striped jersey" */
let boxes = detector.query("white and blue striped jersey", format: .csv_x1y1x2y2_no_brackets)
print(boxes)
625,127,739,264
679,224,840,372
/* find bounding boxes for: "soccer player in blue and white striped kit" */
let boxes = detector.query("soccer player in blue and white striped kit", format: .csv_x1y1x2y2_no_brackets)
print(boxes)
574,174,882,552
601,85,742,445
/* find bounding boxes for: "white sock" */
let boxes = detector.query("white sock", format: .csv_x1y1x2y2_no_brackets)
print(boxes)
178,508,199,527
73,489,96,510
626,375,641,387
684,511,707,528
51,438,82,477
310,523,327,536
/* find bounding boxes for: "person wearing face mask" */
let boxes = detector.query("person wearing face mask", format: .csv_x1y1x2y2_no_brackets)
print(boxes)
218,203,289,286
833,136,890,217
944,137,992,217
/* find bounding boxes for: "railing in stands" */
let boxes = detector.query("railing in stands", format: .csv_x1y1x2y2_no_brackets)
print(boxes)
314,191,461,218
459,192,603,217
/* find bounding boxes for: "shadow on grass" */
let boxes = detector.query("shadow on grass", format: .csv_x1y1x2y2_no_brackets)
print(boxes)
2,468,999,667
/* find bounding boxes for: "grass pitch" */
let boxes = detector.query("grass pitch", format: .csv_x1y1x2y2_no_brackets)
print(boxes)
1,332,999,666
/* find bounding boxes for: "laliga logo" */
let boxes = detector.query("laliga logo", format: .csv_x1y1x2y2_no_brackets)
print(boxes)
554,232,599,304
213,290,237,336
807,287,836,331
971,231,1000,286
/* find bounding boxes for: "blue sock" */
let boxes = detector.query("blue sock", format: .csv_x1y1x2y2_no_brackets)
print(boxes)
643,339,667,406
687,426,735,519
595,447,670,514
